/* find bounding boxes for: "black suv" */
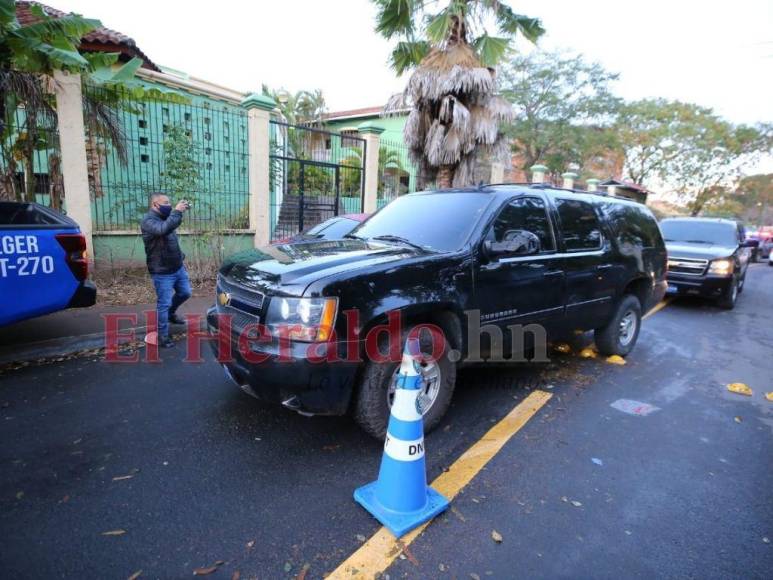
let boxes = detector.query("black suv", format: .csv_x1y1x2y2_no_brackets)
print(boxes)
207,186,667,437
660,217,753,309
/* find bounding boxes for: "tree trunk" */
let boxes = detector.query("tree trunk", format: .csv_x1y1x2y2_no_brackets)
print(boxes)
437,165,454,189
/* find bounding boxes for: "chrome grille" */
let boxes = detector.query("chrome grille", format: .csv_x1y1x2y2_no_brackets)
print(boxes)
217,276,265,311
667,257,708,276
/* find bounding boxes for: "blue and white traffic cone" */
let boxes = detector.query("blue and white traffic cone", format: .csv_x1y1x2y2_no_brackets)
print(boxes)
354,337,449,537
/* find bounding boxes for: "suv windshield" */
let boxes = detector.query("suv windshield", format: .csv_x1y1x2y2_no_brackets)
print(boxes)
660,220,737,246
351,192,491,252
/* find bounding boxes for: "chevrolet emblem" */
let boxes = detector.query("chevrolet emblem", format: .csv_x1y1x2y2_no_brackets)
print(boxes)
218,291,231,307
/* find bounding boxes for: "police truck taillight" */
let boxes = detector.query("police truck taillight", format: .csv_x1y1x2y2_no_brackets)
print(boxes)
55,233,88,281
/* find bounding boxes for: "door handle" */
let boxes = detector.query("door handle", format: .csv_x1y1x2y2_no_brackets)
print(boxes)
596,264,613,271
543,270,564,278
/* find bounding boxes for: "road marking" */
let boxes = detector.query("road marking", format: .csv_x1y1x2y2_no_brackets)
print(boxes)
328,389,552,579
643,297,672,319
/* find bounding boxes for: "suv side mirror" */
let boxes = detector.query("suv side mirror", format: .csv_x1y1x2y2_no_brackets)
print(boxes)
483,230,541,259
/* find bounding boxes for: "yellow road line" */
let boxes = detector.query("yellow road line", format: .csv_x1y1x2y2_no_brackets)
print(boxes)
643,297,673,319
327,389,553,579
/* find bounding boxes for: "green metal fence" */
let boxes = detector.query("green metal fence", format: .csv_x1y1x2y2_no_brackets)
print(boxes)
377,138,433,209
88,84,250,232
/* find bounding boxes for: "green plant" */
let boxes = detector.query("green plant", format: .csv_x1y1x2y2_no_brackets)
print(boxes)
373,0,544,187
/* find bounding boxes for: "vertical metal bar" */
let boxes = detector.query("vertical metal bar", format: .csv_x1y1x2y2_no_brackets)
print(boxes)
299,160,305,232
334,166,340,217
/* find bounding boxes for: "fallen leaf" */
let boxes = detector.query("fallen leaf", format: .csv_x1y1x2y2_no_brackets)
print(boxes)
112,474,134,481
470,574,481,580
439,563,447,572
193,562,224,576
128,571,142,580
245,540,255,549
491,530,503,543
591,457,603,466
451,506,466,522
102,529,126,536
284,562,292,573
356,534,366,542
231,572,241,580
561,496,568,503
15,491,23,500
734,416,743,423
579,348,597,359
400,544,419,566
570,500,583,508
765,392,773,402
553,343,571,354
606,355,626,365
727,383,752,396
763,536,770,544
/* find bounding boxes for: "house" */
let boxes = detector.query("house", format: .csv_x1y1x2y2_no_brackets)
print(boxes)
599,179,653,204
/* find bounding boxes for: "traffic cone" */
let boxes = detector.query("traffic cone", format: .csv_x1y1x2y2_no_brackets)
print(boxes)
354,337,449,537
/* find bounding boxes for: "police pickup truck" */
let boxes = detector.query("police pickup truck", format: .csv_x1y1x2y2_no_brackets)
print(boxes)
208,185,667,438
0,202,95,326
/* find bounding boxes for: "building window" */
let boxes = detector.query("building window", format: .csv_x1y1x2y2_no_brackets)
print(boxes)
138,119,147,129
207,162,212,170
340,129,359,148
325,138,331,150
162,107,169,117
204,132,211,141
205,148,211,155
184,112,192,122
204,117,211,125
139,137,148,146
140,154,149,163
225,165,230,172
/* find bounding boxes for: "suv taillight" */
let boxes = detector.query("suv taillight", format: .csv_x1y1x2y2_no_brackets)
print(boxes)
55,233,88,281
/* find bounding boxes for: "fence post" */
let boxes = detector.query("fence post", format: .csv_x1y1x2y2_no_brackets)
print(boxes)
530,164,547,184
241,93,276,247
562,171,578,190
53,71,93,260
358,121,384,214
586,178,600,192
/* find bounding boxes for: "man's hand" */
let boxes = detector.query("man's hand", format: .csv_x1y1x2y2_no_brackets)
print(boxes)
175,200,189,213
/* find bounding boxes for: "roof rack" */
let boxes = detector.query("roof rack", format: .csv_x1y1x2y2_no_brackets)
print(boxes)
482,182,611,197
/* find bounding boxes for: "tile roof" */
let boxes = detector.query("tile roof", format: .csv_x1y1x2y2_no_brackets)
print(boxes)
15,1,161,71
323,106,385,121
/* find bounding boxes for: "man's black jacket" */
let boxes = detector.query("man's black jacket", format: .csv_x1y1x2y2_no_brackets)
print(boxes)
141,209,185,274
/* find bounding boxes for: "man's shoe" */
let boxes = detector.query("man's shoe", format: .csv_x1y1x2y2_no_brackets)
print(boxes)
159,337,176,348
168,313,185,325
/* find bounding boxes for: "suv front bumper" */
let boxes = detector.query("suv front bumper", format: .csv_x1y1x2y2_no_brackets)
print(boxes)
206,307,361,416
666,272,733,298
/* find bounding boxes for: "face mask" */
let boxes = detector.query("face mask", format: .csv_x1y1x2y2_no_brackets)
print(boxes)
157,204,172,218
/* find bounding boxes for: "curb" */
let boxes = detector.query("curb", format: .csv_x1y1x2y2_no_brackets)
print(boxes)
0,326,148,365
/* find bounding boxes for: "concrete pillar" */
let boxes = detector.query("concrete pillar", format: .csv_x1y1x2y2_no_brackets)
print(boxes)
586,178,600,192
607,185,617,197
357,121,384,214
53,71,93,260
562,171,578,190
241,93,276,247
490,162,505,184
530,164,548,184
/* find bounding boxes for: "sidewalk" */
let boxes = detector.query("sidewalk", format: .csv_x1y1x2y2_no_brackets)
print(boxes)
0,297,212,364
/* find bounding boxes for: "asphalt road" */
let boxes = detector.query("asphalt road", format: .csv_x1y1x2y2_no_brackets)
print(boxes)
1,264,771,579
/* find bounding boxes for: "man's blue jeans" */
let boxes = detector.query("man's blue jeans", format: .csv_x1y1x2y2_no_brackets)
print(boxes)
151,266,192,339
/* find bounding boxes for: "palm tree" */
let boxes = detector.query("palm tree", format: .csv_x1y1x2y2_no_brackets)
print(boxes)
373,0,544,188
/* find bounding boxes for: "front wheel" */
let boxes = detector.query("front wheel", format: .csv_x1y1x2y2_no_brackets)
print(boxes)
352,325,456,439
717,278,738,310
594,295,642,356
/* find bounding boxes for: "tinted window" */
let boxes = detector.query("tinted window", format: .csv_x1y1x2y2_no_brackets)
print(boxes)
305,217,358,239
556,198,603,251
659,220,738,246
352,193,491,252
486,197,554,251
599,202,662,248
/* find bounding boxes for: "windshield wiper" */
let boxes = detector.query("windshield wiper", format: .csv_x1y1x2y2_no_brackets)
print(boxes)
344,233,364,240
369,234,427,252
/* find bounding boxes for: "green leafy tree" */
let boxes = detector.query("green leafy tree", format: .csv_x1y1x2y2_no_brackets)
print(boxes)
498,50,621,180
374,0,544,188
733,173,773,224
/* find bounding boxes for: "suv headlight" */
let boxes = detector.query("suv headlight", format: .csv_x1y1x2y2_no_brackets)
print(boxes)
708,258,734,276
265,297,338,342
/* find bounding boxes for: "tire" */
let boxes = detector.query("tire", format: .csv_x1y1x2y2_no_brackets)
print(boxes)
594,294,642,357
738,273,746,294
353,324,456,439
717,278,738,310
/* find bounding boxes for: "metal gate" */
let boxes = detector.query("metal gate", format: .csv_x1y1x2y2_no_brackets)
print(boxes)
269,120,365,242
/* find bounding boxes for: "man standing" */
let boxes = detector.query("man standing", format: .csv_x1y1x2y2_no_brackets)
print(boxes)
141,193,192,348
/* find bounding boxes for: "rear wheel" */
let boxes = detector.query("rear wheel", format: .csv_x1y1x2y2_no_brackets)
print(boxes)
594,295,642,356
353,324,456,439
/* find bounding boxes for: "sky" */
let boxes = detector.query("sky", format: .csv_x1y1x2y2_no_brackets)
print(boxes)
45,0,773,169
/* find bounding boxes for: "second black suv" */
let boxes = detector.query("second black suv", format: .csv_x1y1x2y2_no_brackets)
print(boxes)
660,217,753,309
208,186,667,438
